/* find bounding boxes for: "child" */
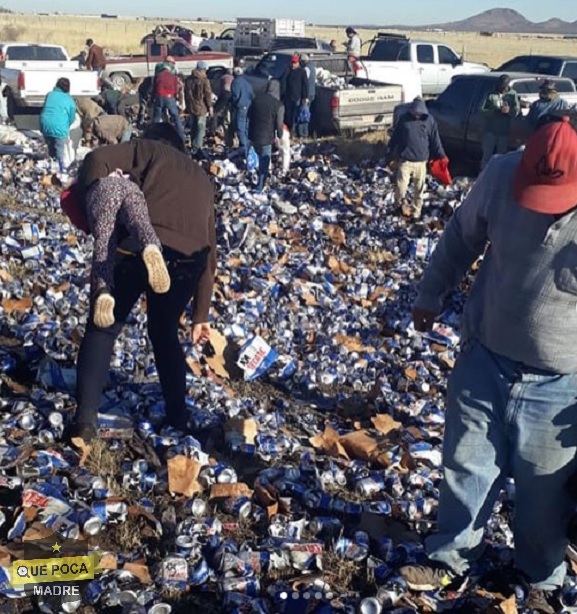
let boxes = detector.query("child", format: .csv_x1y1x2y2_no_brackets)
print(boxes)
279,123,291,175
86,170,171,328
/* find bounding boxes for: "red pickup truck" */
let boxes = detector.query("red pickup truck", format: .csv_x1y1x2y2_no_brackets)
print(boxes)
103,37,233,88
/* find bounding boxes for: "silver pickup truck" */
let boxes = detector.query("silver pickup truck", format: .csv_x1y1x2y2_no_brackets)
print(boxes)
244,49,416,135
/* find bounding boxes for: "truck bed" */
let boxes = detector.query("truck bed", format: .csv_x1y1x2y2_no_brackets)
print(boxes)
314,79,404,135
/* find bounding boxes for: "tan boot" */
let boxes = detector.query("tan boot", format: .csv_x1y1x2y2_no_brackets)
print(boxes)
142,244,171,294
93,293,115,328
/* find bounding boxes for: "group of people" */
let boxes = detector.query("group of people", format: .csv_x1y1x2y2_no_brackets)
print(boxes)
43,35,577,613
481,73,570,168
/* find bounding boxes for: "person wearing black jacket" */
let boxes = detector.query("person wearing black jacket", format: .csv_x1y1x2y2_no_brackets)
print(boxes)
386,98,445,220
249,80,284,192
282,54,308,134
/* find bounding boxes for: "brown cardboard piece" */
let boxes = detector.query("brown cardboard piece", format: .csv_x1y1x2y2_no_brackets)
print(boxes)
209,483,252,501
167,456,202,497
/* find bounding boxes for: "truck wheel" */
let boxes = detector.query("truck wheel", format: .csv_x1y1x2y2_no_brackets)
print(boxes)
199,46,212,52
109,72,132,89
6,90,17,119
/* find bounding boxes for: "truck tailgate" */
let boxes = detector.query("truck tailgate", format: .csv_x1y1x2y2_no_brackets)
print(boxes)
335,85,403,118
4,60,79,71
21,70,100,105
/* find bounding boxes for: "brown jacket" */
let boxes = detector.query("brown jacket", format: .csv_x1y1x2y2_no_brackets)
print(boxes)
92,115,129,144
184,70,213,116
75,97,104,134
86,44,106,70
78,140,216,322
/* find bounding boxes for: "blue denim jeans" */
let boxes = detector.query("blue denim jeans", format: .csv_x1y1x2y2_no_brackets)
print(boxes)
190,114,207,154
427,339,577,590
233,108,249,155
254,144,272,191
44,136,67,172
152,96,186,144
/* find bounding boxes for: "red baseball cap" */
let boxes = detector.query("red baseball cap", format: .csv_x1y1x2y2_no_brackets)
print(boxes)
291,54,300,64
514,116,577,214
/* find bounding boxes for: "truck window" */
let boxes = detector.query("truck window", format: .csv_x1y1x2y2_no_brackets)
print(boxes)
438,45,459,65
497,57,532,72
168,42,190,57
516,78,575,94
256,54,290,79
221,29,235,40
562,62,577,82
368,38,406,61
397,45,410,61
150,43,162,57
6,45,67,61
417,45,434,64
436,78,477,111
534,58,563,75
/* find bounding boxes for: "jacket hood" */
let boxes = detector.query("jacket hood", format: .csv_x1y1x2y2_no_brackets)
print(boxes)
410,99,428,116
266,79,281,100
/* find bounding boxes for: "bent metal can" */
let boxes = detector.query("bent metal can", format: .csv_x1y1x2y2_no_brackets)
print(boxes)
221,496,252,519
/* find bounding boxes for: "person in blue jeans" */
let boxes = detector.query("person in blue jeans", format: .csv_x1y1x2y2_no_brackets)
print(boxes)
152,56,186,144
402,112,577,614
230,67,254,157
40,78,76,172
248,80,284,193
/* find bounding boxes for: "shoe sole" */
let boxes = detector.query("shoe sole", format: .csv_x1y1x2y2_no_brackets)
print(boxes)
143,245,171,294
94,293,115,328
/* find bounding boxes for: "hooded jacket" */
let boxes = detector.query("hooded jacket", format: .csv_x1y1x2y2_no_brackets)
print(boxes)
75,96,105,133
303,61,317,101
154,68,180,98
40,87,77,138
387,100,445,163
184,69,213,116
282,66,308,103
231,75,254,110
249,80,284,146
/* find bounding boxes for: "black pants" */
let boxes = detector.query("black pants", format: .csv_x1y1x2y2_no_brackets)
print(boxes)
75,249,207,428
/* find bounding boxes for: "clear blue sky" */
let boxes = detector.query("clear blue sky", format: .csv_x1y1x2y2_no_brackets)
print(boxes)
0,1,572,25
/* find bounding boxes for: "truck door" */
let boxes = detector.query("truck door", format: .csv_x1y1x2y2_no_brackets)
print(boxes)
437,45,461,93
415,44,437,95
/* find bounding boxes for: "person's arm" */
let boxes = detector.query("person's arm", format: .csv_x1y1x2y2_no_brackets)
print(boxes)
482,94,496,113
429,118,445,159
508,90,520,116
67,97,77,127
192,202,217,325
86,48,94,71
231,79,240,106
78,142,138,188
204,79,213,113
301,71,308,103
275,103,284,139
386,122,401,162
415,165,491,316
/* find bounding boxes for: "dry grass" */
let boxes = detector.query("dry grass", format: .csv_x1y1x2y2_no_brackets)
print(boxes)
331,131,388,164
84,439,124,491
0,14,575,67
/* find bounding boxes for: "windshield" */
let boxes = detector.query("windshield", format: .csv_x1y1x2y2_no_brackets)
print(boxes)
255,54,291,79
368,38,407,61
5,45,67,61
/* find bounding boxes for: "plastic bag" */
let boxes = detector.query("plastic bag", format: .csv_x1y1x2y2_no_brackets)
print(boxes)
60,183,91,234
247,146,259,172
297,104,311,124
429,157,453,185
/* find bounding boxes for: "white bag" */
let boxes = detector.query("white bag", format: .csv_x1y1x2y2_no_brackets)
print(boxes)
279,127,290,174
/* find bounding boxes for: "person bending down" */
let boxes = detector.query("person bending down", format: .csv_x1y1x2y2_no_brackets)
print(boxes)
86,170,171,328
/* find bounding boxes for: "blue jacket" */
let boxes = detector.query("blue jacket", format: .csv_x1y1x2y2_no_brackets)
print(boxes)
40,88,76,138
527,96,569,130
231,75,254,110
387,100,445,163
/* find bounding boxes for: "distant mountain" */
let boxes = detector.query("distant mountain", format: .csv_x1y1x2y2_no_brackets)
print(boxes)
427,8,577,34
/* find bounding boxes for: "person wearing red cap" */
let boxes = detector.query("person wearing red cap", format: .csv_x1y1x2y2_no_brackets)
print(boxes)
398,112,577,613
281,54,308,135
152,56,186,143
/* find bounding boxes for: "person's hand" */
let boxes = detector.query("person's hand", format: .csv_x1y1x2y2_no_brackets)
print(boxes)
413,307,437,332
502,103,510,114
208,108,214,118
388,159,399,172
192,322,211,345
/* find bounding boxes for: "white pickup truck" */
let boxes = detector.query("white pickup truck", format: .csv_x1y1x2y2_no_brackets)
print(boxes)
0,43,100,113
354,33,490,96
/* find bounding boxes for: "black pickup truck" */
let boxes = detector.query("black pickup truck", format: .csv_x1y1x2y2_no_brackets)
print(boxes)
495,55,577,85
423,72,577,169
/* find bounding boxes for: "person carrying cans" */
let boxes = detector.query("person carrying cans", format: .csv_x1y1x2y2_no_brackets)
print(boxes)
386,98,446,220
68,123,216,444
401,111,577,614
480,74,519,169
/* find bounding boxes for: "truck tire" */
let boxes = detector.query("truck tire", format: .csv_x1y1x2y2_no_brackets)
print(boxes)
199,46,212,52
6,90,17,119
109,72,132,89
